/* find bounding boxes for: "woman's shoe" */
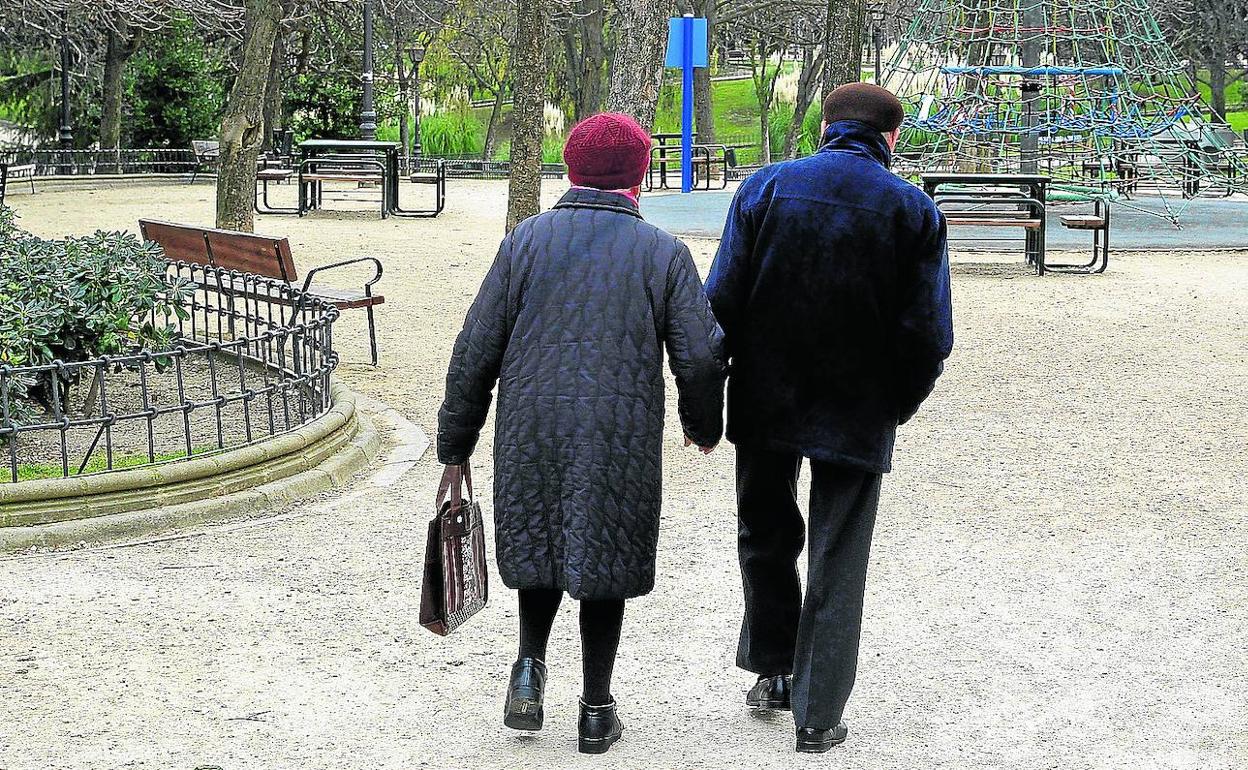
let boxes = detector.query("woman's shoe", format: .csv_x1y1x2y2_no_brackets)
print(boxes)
578,698,624,754
503,657,546,731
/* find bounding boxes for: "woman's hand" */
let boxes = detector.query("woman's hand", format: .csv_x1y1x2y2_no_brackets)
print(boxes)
684,436,717,455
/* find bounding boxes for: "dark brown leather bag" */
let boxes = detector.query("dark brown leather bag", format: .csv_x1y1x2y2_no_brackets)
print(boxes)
419,462,489,636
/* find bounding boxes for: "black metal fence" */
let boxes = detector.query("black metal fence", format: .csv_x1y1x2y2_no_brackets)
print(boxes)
0,262,339,483
411,156,566,179
0,148,198,176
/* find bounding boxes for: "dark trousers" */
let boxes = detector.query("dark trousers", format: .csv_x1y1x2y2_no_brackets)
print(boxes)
735,445,882,729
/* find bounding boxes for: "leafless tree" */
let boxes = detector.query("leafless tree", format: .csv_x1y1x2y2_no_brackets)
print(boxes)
1158,0,1248,119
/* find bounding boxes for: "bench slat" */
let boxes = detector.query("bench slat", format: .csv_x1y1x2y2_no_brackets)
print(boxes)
301,174,384,183
1059,215,1107,229
946,217,1043,228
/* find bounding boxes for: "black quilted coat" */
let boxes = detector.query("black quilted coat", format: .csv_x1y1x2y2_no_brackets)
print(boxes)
437,188,726,600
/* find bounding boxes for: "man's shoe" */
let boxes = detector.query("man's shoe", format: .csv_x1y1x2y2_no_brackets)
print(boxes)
746,674,792,711
796,723,849,753
503,657,546,731
578,699,624,754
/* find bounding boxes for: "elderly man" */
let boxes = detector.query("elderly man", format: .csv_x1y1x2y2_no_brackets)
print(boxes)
705,83,954,753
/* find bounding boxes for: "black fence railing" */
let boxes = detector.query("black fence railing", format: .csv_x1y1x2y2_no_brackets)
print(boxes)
412,156,566,179
0,262,339,483
0,148,199,176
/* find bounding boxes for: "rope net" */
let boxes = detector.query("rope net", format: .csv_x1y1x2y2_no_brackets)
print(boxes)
882,0,1248,222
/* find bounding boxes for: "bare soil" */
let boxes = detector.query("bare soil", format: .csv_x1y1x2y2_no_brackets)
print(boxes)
6,354,314,476
0,179,1245,770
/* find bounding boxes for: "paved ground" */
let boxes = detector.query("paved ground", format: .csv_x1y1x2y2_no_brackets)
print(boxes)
642,189,1248,249
1,181,1246,770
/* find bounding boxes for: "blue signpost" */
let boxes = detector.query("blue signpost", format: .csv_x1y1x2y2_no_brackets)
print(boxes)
665,14,708,193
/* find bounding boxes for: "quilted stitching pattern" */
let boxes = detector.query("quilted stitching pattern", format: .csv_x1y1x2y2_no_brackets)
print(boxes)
438,188,726,600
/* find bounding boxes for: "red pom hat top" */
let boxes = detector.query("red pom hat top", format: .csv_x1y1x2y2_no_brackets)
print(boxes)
562,112,653,190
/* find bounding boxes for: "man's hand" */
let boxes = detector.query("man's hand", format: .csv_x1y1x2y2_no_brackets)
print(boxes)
684,436,716,455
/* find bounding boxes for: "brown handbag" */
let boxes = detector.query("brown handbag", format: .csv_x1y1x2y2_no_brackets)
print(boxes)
419,462,489,636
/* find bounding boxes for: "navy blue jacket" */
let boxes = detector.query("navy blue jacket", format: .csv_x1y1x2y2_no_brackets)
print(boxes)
705,120,953,472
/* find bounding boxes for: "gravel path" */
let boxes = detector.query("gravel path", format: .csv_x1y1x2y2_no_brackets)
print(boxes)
1,181,1245,770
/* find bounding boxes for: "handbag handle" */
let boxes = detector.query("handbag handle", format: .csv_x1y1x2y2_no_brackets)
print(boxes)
436,461,475,509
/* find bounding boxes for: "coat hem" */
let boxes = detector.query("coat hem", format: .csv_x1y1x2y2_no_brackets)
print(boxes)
724,432,892,474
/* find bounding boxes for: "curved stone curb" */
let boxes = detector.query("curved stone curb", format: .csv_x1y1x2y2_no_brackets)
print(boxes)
0,382,380,552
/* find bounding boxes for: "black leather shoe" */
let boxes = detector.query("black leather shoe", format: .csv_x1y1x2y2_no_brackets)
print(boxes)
578,699,624,754
746,674,792,711
796,723,849,753
503,658,546,731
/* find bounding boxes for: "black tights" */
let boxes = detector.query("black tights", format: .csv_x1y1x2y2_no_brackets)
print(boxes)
517,588,625,706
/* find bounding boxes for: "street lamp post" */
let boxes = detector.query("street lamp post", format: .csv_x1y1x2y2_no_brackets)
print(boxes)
57,23,74,175
359,0,377,141
407,47,426,160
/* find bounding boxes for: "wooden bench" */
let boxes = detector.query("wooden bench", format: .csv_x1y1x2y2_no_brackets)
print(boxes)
139,219,385,364
1051,199,1110,274
255,166,297,215
406,159,447,217
190,140,220,184
922,172,1051,274
298,156,388,218
0,162,36,204
935,194,1047,272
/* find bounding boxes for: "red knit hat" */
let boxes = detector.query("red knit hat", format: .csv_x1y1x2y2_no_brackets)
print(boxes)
563,113,652,190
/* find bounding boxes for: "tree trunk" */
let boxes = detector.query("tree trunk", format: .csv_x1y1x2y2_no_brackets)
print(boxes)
692,0,715,141
752,43,783,166
485,90,505,160
822,0,864,98
605,0,672,130
1208,57,1227,120
216,0,283,232
783,46,824,159
99,27,140,173
759,102,772,166
563,29,583,117
574,0,607,120
261,20,287,155
507,0,549,232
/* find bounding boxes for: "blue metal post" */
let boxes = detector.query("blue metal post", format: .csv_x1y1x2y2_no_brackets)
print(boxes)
681,14,694,193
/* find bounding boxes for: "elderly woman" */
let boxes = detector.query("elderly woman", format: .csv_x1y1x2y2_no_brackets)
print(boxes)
437,113,725,755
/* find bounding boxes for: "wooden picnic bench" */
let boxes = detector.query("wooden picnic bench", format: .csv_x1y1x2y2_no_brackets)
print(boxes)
298,155,389,218
0,162,36,205
139,219,385,364
1051,198,1110,274
647,134,734,191
255,166,298,215
922,172,1050,274
408,159,447,217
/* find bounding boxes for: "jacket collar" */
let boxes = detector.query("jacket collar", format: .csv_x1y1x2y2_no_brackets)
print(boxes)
818,120,892,168
554,187,644,219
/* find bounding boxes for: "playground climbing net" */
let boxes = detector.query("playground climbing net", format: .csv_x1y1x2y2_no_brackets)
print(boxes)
882,0,1248,223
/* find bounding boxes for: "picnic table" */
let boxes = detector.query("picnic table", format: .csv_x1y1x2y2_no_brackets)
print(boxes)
298,139,398,218
922,172,1051,273
297,139,440,218
648,133,731,191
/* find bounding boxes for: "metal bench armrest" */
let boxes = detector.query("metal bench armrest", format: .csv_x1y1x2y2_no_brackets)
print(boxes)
299,256,384,295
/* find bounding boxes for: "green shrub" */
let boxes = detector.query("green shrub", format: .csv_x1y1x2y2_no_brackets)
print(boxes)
420,109,486,157
0,207,190,422
543,134,566,164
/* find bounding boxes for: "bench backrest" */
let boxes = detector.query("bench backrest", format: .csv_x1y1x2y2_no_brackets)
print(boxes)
192,140,220,158
138,219,298,282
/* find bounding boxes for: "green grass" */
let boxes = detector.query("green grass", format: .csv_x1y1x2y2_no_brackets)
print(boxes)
2,446,220,483
1226,111,1248,133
